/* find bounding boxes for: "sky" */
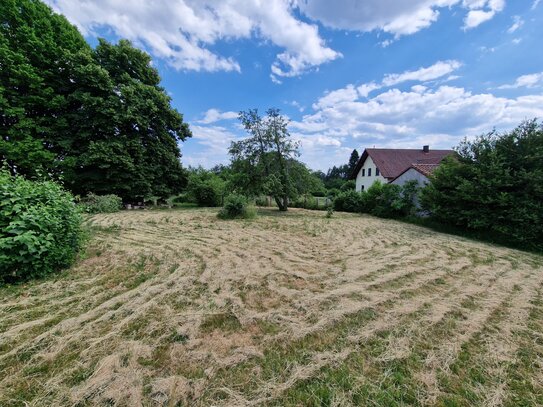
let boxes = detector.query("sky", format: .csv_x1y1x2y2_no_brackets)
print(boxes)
45,0,543,171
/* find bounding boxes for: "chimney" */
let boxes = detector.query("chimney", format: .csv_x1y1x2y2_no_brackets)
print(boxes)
422,145,429,153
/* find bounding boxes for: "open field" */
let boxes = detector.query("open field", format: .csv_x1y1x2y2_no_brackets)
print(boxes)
1,208,543,406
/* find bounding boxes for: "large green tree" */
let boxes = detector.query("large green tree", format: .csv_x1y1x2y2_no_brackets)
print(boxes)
229,108,300,211
0,0,191,201
421,120,543,248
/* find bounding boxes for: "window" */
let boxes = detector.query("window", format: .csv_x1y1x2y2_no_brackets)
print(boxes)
368,168,372,176
361,169,365,176
376,168,380,176
361,185,364,191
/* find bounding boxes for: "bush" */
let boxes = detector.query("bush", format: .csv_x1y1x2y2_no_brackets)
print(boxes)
334,190,363,212
340,180,356,191
218,194,256,219
360,181,419,218
80,193,122,213
0,171,83,282
187,169,225,207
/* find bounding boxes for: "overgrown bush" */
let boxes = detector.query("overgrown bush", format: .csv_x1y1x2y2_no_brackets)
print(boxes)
333,190,363,212
334,181,419,218
340,180,356,191
80,193,122,213
186,169,226,207
218,194,256,219
360,181,418,218
0,171,83,282
421,120,543,248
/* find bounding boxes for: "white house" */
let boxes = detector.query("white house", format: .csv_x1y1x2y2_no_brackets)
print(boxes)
352,146,454,192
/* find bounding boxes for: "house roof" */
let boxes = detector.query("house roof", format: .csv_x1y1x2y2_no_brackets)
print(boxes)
389,163,441,183
350,148,455,180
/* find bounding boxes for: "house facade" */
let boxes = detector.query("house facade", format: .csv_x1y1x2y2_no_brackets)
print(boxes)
351,146,454,192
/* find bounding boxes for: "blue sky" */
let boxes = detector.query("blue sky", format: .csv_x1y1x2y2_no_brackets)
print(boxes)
46,0,543,171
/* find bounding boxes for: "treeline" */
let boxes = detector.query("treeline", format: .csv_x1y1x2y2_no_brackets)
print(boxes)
0,0,191,202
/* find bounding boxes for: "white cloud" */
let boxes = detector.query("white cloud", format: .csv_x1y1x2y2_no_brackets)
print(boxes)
382,60,462,86
312,85,359,110
507,16,524,33
184,124,240,167
288,66,543,169
533,0,541,10
498,72,543,89
45,0,340,79
462,0,505,29
198,109,238,124
297,0,505,38
357,82,381,98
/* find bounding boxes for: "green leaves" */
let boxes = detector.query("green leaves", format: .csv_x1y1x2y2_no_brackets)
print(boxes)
421,120,543,248
0,170,82,282
1,0,191,202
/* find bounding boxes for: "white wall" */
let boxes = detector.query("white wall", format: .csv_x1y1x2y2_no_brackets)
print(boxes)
390,168,429,187
390,168,429,210
355,156,388,192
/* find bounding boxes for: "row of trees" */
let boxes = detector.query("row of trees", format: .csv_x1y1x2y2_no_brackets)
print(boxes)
1,0,191,201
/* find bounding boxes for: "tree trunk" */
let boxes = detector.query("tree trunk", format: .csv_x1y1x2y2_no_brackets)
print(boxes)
274,196,288,211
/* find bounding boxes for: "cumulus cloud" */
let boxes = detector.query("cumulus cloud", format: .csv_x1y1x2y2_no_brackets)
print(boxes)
463,0,505,29
44,0,339,79
293,85,543,149
286,59,542,169
198,109,238,124
315,60,463,109
498,72,543,89
297,0,505,37
184,124,240,167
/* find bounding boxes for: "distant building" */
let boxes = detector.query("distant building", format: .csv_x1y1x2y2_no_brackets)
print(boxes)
351,146,455,192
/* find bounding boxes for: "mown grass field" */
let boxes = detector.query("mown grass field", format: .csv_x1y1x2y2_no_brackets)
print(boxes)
1,208,542,406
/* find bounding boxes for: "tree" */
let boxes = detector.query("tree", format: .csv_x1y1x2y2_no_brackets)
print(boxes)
347,149,360,176
421,120,543,247
0,0,89,176
229,108,300,211
0,0,191,201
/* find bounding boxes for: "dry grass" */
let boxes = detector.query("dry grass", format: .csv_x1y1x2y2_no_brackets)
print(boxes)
1,207,542,406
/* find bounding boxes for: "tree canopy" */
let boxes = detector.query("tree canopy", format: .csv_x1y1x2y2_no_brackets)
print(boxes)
421,120,543,248
0,0,191,201
229,108,300,211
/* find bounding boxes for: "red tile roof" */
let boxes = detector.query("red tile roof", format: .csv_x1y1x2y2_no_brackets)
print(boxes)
410,163,441,177
351,148,455,179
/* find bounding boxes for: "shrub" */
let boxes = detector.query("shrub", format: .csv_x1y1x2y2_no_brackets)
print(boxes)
80,193,122,213
360,181,419,218
334,190,363,212
0,170,83,282
340,180,356,191
218,194,256,219
187,170,225,207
